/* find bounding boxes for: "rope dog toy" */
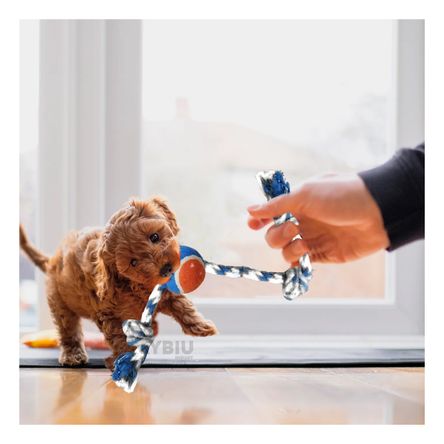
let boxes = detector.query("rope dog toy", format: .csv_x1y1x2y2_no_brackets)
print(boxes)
112,170,313,392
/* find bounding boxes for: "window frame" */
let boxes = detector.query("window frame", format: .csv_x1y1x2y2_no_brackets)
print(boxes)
36,20,142,328
34,19,424,346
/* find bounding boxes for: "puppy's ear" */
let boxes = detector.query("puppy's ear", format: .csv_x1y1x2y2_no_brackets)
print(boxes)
128,198,147,218
127,197,179,235
106,204,135,226
152,197,179,236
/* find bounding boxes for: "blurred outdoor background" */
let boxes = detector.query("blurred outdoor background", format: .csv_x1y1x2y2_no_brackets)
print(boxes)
21,20,394,328
141,21,392,300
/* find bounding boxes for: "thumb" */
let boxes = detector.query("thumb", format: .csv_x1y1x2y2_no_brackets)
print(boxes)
247,192,301,219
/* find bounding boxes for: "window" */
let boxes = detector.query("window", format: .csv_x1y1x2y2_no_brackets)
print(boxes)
27,20,423,345
142,20,392,299
20,21,39,330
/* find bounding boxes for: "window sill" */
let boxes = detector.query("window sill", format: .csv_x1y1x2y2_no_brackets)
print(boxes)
20,334,424,369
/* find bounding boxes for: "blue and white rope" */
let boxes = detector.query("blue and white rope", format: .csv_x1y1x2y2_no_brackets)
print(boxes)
111,285,163,392
204,170,313,300
111,170,313,392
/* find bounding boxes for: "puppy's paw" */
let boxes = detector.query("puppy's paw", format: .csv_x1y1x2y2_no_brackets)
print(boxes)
184,319,218,337
59,346,89,367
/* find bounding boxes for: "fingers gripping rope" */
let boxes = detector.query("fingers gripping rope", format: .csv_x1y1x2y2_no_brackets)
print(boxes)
204,171,313,300
257,170,312,299
112,170,313,392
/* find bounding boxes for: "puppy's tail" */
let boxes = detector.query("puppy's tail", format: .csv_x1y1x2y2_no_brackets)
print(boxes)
19,224,49,272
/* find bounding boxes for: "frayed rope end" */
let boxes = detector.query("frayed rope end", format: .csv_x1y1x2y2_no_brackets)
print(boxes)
111,351,140,393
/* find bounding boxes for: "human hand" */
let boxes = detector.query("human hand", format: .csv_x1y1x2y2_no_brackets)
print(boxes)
247,173,389,264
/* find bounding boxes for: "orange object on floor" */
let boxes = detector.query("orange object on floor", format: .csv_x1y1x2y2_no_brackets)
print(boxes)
22,329,109,350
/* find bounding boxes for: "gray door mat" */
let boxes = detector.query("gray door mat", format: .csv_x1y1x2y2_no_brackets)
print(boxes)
20,346,424,368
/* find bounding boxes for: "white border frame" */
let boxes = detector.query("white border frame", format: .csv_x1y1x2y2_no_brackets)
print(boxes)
35,20,424,343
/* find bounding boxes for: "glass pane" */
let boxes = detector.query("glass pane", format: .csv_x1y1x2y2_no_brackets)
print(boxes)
142,20,393,299
20,21,39,326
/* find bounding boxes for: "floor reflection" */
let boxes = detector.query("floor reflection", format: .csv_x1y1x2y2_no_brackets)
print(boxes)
19,367,424,424
56,377,154,424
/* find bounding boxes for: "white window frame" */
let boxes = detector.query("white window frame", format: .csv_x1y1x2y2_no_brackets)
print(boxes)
35,20,424,347
36,20,142,327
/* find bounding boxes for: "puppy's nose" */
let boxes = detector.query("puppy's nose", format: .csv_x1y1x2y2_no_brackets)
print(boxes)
160,263,173,278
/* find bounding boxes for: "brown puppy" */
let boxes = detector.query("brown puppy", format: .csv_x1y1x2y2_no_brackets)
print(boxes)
20,198,217,369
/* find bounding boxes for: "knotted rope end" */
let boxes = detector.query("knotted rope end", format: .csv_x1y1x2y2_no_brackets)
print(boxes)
256,170,290,200
111,350,142,393
111,346,148,393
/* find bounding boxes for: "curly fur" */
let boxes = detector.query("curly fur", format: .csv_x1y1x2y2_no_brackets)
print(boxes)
20,197,217,369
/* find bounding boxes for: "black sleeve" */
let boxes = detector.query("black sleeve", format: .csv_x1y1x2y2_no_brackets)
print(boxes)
358,143,424,251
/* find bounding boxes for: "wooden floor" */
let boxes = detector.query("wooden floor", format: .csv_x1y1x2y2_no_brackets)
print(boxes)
20,367,424,424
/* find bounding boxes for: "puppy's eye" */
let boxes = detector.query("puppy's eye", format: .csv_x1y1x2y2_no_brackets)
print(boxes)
149,233,160,243
130,259,138,267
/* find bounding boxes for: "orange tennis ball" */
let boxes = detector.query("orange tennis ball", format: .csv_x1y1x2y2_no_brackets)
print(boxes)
165,246,206,294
